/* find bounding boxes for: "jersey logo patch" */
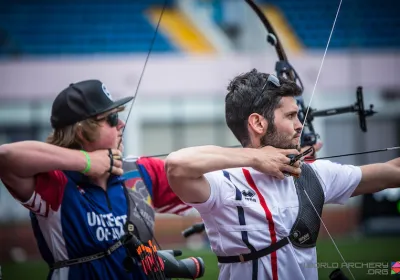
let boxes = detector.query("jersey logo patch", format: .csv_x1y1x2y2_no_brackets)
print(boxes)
242,189,257,202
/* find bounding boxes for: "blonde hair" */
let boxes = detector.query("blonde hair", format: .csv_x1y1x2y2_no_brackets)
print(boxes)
46,118,100,149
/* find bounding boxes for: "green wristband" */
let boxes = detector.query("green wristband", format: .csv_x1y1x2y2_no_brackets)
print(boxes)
80,150,91,174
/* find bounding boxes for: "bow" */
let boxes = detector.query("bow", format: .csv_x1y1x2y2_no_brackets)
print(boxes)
245,1,370,279
245,0,376,150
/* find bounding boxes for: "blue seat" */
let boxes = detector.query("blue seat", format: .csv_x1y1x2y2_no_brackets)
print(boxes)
0,0,177,56
212,0,400,49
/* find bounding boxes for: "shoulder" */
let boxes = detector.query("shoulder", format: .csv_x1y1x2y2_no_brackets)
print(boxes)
204,168,233,181
204,167,254,187
125,156,164,167
307,160,361,177
36,170,69,187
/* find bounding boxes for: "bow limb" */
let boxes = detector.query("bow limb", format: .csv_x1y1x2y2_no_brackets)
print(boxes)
244,0,288,62
245,0,303,87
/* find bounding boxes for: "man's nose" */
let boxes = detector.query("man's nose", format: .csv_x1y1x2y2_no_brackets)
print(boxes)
117,118,125,130
295,117,303,131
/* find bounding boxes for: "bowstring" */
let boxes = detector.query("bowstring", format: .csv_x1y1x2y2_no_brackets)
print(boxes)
118,1,168,279
298,0,343,140
119,0,168,149
296,1,356,280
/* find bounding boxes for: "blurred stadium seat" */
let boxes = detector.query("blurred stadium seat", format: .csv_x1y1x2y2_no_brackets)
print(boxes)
0,0,177,56
197,0,400,49
265,0,400,49
1,0,399,58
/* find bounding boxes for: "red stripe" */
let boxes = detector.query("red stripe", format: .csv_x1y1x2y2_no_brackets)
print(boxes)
243,168,279,280
174,205,192,215
304,156,316,163
158,204,177,213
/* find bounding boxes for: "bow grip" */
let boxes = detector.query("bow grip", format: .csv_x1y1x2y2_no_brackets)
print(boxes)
287,154,297,166
283,154,298,178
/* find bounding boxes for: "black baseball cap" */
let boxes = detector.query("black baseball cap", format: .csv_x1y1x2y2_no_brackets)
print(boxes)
50,79,133,129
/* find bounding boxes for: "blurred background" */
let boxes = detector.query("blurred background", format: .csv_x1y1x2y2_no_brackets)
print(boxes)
0,0,400,279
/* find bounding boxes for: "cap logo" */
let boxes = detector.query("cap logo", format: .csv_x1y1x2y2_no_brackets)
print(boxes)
102,83,113,101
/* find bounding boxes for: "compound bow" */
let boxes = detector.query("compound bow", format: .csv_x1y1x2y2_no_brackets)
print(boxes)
244,1,383,279
244,0,376,148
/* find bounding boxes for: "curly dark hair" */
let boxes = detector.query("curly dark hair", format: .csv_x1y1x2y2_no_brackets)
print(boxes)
225,68,302,147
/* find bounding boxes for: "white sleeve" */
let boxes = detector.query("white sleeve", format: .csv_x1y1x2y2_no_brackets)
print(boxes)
184,171,224,214
309,160,362,205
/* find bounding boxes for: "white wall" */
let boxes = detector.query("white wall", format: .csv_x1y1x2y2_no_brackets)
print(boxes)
1,51,400,100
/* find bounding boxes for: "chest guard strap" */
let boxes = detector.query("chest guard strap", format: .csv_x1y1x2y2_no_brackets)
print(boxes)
122,157,156,243
217,163,325,264
289,163,325,247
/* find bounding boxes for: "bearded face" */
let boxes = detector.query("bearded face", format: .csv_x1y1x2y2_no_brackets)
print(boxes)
260,124,300,150
258,97,303,150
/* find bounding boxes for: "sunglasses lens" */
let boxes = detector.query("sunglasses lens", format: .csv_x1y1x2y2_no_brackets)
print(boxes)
267,74,280,87
107,113,119,127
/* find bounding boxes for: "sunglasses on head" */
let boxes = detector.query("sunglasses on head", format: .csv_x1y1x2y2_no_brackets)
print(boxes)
252,74,281,108
98,112,119,127
261,74,281,92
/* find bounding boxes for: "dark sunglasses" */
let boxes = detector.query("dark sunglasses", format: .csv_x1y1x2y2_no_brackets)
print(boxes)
98,112,119,127
261,74,281,91
252,74,281,108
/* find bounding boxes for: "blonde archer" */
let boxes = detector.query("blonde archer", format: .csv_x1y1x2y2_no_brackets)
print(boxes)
46,106,125,149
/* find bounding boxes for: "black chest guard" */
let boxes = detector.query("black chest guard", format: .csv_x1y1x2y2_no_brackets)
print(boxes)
289,163,325,248
122,157,155,243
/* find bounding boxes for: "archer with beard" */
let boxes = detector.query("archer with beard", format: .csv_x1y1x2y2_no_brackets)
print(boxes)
165,68,400,280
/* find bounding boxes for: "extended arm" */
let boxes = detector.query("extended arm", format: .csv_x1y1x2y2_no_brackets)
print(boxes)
165,145,300,204
0,141,122,202
387,157,400,168
352,161,400,197
0,141,87,201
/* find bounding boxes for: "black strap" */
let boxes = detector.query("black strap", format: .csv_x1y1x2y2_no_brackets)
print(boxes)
217,237,289,264
50,240,123,270
108,148,114,173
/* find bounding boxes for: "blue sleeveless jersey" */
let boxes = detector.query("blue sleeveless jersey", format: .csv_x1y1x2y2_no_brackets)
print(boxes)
26,166,153,280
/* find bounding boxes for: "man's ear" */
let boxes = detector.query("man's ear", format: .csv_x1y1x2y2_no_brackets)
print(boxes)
248,113,268,136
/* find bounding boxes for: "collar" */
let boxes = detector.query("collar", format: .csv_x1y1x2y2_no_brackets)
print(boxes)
63,170,124,186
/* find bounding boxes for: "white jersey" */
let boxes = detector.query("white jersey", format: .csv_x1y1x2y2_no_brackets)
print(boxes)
186,160,362,280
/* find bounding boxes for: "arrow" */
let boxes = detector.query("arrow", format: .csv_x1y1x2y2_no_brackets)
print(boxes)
139,146,400,162
315,147,400,161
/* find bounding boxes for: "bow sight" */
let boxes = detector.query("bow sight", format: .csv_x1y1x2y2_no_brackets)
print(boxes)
272,54,376,147
296,86,376,147
272,55,377,147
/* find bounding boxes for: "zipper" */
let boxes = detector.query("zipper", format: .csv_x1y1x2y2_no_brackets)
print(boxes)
104,192,112,211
